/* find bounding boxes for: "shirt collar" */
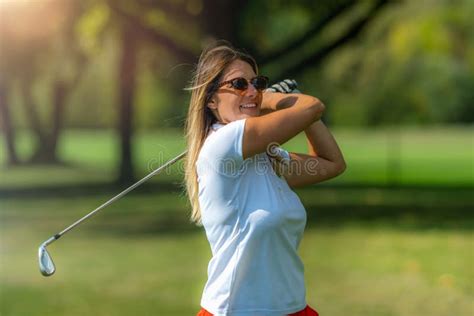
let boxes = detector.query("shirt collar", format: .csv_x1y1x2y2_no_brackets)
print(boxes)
211,122,226,131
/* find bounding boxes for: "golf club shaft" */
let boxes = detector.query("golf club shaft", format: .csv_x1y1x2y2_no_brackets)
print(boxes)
43,151,187,246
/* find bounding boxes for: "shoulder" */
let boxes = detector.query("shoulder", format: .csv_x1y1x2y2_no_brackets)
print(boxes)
198,119,247,175
201,119,246,155
210,119,246,140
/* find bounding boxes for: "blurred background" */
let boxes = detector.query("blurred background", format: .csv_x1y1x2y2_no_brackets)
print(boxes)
0,0,472,315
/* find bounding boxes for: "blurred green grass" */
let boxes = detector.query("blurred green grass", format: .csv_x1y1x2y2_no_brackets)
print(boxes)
1,125,473,189
1,193,472,316
1,126,473,315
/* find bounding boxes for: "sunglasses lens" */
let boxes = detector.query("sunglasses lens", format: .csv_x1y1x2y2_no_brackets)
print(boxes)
252,76,268,90
225,76,268,92
231,78,249,90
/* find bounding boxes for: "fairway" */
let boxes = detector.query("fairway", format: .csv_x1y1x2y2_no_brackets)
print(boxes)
0,126,473,315
1,187,473,316
1,126,473,190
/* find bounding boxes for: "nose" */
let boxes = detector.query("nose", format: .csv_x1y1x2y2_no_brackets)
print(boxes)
243,81,258,98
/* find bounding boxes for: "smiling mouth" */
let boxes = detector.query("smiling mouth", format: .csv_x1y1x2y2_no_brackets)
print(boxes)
239,103,257,109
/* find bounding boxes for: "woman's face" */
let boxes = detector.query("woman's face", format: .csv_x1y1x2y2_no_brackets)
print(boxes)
208,59,262,124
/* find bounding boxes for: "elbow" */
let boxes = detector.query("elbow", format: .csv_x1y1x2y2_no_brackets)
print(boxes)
298,96,325,121
335,160,347,176
329,156,346,177
315,98,325,113
309,98,325,119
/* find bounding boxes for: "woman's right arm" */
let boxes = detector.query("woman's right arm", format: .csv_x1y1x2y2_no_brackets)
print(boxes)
242,92,324,160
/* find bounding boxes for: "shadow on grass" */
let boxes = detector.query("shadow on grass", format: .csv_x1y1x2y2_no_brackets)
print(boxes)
1,181,473,198
305,204,473,230
2,183,473,235
78,188,473,237
0,181,183,199
91,205,473,238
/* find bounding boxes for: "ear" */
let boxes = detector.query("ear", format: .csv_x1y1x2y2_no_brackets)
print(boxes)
207,98,218,110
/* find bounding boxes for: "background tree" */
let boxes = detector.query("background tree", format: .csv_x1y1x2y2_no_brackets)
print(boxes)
106,0,389,183
0,0,90,164
2,0,471,183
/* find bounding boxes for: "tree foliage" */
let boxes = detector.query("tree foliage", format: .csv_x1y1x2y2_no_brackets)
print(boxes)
1,0,472,180
313,0,474,126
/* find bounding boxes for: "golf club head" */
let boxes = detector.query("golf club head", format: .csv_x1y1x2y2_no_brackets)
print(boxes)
38,245,55,276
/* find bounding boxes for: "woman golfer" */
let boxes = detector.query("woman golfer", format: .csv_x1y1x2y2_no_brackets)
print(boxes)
184,42,346,316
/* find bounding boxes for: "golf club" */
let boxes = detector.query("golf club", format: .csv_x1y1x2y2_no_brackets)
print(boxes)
38,151,187,277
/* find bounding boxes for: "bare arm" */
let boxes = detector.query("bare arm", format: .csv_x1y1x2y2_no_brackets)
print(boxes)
242,92,324,160
259,79,345,187
304,119,345,165
281,119,346,188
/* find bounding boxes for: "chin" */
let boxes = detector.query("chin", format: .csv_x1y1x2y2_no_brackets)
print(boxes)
238,107,261,118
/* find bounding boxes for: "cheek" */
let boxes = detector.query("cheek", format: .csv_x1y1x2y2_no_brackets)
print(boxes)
222,95,242,110
216,96,240,116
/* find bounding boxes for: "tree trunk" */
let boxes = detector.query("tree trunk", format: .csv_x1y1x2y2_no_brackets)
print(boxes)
0,81,19,165
27,80,67,164
117,24,137,184
44,80,67,162
20,78,47,150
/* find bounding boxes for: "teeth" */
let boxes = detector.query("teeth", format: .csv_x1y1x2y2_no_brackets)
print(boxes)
240,103,256,108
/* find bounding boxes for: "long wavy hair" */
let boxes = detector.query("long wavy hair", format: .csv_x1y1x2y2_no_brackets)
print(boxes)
184,41,258,224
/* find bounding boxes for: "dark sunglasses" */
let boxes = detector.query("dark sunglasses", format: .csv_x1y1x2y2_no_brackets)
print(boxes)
216,76,269,92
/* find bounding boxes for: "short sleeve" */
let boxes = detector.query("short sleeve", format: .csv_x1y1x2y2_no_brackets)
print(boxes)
267,142,291,166
197,119,246,177
271,146,291,166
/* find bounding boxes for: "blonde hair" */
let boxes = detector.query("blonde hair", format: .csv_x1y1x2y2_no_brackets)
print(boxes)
184,41,257,224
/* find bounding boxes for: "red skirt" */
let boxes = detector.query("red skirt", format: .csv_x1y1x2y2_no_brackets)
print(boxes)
197,305,319,316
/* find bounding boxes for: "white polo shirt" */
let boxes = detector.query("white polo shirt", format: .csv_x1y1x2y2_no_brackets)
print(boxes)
196,118,308,316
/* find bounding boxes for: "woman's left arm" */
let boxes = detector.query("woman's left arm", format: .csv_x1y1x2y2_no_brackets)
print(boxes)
281,119,346,188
